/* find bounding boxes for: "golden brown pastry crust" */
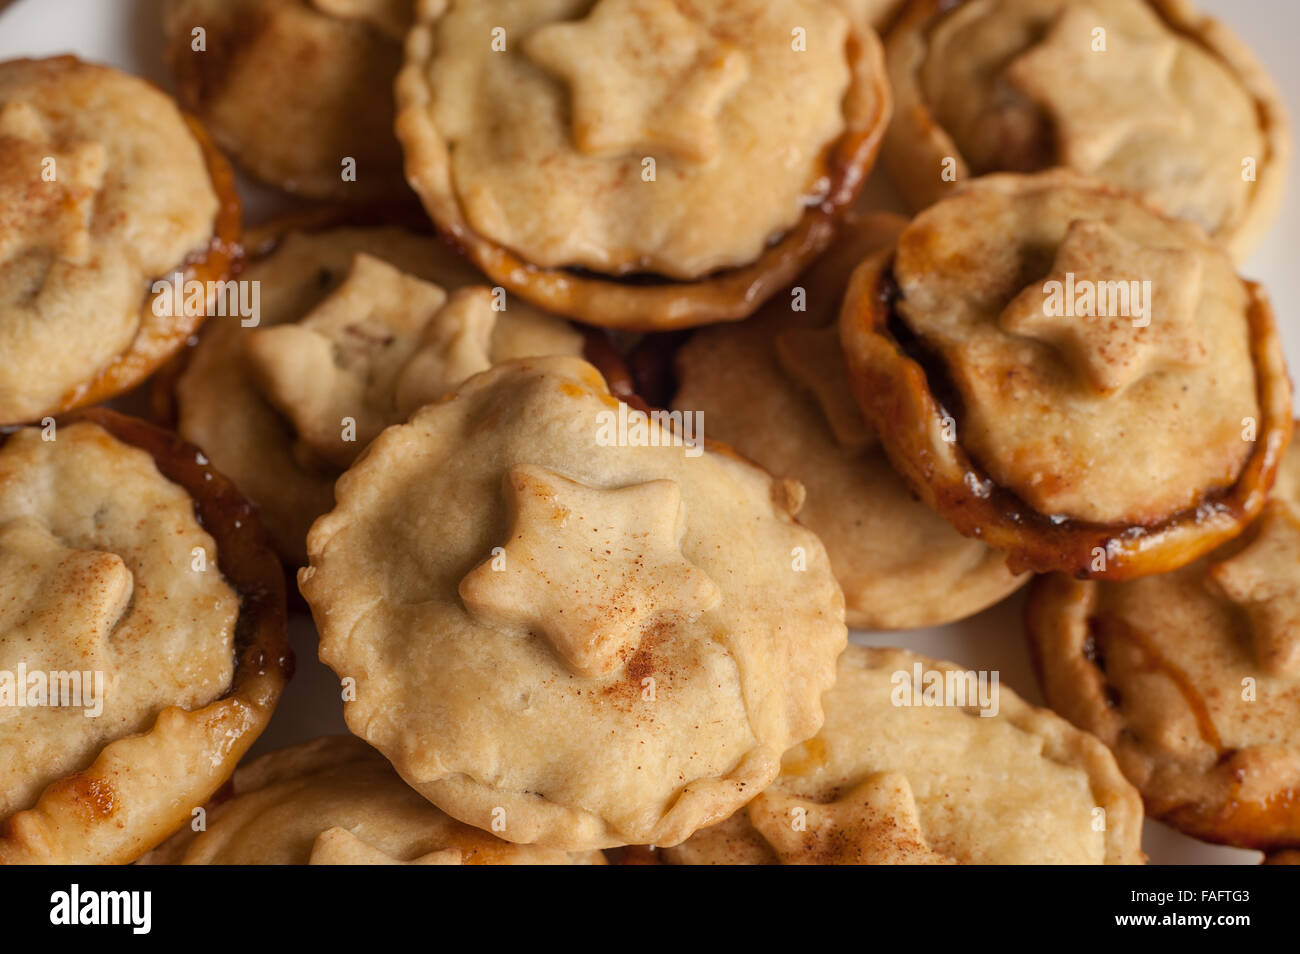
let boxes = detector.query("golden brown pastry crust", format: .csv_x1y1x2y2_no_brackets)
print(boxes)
673,213,1026,628
1026,435,1300,851
0,56,240,426
839,171,1292,581
169,212,583,564
301,356,846,850
395,0,891,330
164,0,413,202
881,0,1288,261
666,646,1146,864
0,410,289,865
140,736,606,864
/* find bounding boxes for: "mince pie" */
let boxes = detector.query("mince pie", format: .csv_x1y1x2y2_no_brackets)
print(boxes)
164,0,413,201
0,410,288,864
141,736,606,864
882,0,1288,260
300,356,847,849
173,219,583,563
665,645,1145,864
395,0,891,329
673,213,1026,628
0,56,238,426
839,170,1292,580
1026,433,1300,851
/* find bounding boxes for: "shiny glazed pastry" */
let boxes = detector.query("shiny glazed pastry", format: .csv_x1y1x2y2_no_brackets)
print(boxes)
0,410,289,865
0,55,239,426
673,213,1026,629
173,220,582,563
666,645,1146,864
1026,435,1300,851
141,736,606,864
882,0,1288,260
839,170,1292,581
395,0,891,329
164,0,413,201
300,356,847,849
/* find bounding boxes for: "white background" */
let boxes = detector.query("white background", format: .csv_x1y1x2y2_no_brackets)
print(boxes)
2,0,1295,865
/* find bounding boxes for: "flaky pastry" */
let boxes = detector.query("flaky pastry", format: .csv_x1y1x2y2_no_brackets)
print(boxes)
839,170,1292,580
174,220,582,563
164,0,414,201
1027,434,1300,851
141,737,605,864
882,0,1288,260
395,0,891,329
0,56,239,426
666,646,1145,864
0,410,289,864
300,356,847,849
673,213,1025,629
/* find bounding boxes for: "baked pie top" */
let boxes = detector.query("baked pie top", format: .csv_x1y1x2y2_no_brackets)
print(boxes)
176,224,581,562
0,56,221,424
665,646,1145,864
409,0,852,277
301,355,846,849
142,736,606,864
397,0,890,327
1027,436,1300,850
0,410,288,864
164,0,413,201
900,174,1254,523
0,423,237,818
839,171,1291,578
673,214,1025,629
885,0,1287,258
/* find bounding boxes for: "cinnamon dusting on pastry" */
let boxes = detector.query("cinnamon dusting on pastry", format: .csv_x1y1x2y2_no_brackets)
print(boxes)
459,464,721,679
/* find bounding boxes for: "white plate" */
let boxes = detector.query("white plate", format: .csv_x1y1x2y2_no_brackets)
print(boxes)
3,0,1293,866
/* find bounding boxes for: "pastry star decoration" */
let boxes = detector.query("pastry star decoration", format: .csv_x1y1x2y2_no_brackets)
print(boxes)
0,518,131,679
999,219,1206,395
309,828,460,865
243,255,502,469
775,325,876,453
1004,5,1191,170
0,100,106,266
524,0,749,163
1207,501,1300,677
747,772,955,865
459,464,721,678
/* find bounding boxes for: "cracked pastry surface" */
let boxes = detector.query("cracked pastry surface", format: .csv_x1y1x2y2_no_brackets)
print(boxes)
1027,435,1300,851
300,356,847,850
882,0,1288,260
175,224,582,563
0,56,228,425
164,0,413,201
0,412,288,864
839,170,1292,580
665,645,1145,864
141,737,606,864
673,213,1025,629
396,0,890,328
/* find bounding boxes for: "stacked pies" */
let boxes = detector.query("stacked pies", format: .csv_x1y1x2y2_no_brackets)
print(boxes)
1,0,1296,865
